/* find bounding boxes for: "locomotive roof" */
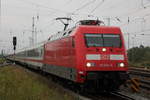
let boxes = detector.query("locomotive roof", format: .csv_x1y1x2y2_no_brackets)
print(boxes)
76,25,121,33
47,27,75,41
77,25,120,29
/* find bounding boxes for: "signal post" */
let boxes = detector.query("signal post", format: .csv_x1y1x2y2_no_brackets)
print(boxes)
13,36,17,62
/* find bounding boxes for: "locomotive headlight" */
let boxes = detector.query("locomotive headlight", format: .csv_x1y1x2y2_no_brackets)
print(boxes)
119,63,125,67
102,48,106,52
87,62,92,67
86,62,95,67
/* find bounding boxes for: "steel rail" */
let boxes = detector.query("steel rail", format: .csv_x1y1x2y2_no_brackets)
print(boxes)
0,62,12,67
129,68,150,73
110,92,135,100
129,70,150,77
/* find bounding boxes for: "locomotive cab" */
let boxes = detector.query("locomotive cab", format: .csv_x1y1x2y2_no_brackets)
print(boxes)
74,21,129,92
84,33,128,69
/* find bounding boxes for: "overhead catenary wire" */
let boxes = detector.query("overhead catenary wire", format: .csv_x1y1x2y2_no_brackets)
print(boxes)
124,29,150,35
90,0,105,14
20,0,149,31
7,0,150,46
92,0,127,15
12,0,63,25
87,0,150,23
9,0,150,23
119,13,150,27
72,0,149,26
19,0,147,26
73,0,96,13
68,0,125,18
18,0,71,14
63,0,73,6
123,30,150,48
14,0,71,30
116,1,150,20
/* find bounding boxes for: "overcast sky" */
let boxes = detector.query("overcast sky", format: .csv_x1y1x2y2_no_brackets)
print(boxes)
0,0,150,54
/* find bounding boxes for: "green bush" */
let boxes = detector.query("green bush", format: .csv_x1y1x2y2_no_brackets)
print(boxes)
127,45,150,68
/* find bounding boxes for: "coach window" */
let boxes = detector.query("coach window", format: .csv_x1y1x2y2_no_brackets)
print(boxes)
35,49,39,57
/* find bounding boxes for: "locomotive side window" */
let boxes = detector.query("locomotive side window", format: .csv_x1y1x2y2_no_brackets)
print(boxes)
85,34,121,47
103,34,121,47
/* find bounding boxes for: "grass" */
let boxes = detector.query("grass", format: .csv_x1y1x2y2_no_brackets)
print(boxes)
0,57,5,64
0,65,75,100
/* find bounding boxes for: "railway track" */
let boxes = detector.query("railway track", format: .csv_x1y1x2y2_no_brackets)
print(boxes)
0,57,13,67
70,91,136,100
110,92,135,100
129,68,150,77
129,67,150,91
0,61,12,67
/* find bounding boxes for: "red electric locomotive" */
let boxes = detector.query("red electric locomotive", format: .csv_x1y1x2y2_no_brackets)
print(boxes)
12,20,129,92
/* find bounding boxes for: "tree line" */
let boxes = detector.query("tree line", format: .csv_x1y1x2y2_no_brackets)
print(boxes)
127,45,150,67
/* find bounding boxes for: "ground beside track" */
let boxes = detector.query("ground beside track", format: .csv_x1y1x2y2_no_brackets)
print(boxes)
0,57,5,64
0,64,75,100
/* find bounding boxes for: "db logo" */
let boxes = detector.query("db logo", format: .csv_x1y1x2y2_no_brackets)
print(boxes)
101,54,110,60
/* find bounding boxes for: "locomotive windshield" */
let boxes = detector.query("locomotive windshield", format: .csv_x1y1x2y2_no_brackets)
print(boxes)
85,34,121,47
